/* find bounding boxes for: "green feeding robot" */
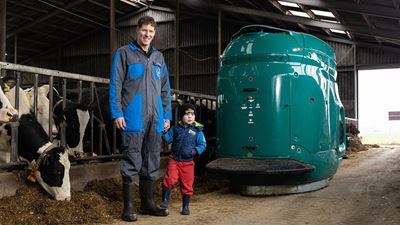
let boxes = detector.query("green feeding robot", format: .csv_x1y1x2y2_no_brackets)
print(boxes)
207,25,346,195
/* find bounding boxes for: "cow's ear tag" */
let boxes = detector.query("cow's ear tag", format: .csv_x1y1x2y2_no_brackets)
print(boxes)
4,83,10,92
27,164,38,183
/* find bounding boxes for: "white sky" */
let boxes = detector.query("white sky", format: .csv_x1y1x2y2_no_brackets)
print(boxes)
358,68,400,144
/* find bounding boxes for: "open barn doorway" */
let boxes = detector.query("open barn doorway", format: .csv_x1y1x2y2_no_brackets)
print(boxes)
358,68,400,144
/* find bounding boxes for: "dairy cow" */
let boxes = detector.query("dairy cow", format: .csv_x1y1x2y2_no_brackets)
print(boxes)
24,85,58,136
0,85,18,162
0,82,71,200
81,88,119,155
0,86,29,162
0,80,18,123
3,85,57,136
18,113,71,201
50,89,92,157
0,85,58,162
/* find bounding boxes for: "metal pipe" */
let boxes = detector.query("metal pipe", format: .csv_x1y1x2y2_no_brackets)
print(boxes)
174,0,180,89
90,82,94,154
49,76,54,141
0,161,28,170
69,154,122,163
0,0,5,66
33,74,39,119
112,122,117,154
15,72,20,110
98,123,103,155
78,80,82,103
0,62,109,84
10,121,19,163
94,85,111,154
110,0,116,68
14,35,17,63
353,44,358,128
13,34,17,77
61,78,67,146
171,88,216,100
218,10,222,58
10,73,20,162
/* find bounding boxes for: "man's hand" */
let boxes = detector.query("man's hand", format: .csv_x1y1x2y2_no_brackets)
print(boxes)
115,117,126,130
163,119,170,131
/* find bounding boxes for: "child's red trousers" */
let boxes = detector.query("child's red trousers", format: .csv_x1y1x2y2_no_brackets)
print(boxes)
162,155,194,196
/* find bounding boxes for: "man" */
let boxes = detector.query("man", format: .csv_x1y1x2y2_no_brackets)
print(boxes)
109,15,171,222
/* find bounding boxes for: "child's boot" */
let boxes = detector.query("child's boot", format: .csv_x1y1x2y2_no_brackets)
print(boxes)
181,195,190,215
160,188,171,209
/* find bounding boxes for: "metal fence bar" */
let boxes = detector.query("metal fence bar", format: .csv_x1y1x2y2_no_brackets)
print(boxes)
171,88,216,101
33,74,39,119
61,78,67,147
49,76,54,141
90,82,95,154
10,73,21,163
10,121,19,163
0,161,28,170
78,80,82,103
0,62,218,171
0,62,109,84
15,72,20,111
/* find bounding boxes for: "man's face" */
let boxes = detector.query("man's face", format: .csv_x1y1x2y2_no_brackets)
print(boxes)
136,24,155,48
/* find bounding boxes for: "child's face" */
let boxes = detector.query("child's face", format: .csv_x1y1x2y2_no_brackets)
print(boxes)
182,109,195,125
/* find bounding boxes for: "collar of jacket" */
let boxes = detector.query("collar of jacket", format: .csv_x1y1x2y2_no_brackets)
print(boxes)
129,41,156,56
178,121,203,129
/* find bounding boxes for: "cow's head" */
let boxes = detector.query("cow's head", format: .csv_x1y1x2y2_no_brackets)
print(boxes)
0,79,18,123
17,114,71,201
35,146,71,201
4,87,31,116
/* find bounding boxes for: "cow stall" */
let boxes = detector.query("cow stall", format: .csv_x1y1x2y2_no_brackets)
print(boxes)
0,62,217,198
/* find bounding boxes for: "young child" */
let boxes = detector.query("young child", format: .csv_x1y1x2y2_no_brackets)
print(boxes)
160,103,207,215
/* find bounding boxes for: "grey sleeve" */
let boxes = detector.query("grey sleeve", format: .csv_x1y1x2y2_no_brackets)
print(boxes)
161,56,172,120
109,49,126,119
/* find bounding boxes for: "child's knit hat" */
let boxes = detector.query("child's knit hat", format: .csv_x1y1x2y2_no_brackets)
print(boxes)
179,103,196,119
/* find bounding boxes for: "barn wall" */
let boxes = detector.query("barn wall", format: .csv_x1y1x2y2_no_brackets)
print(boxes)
29,7,400,119
326,41,400,118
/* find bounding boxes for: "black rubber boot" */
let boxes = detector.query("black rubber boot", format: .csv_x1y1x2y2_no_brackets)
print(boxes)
181,195,190,215
139,177,169,216
160,188,171,209
121,178,137,221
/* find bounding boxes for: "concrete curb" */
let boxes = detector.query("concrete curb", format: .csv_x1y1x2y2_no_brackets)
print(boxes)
0,156,169,199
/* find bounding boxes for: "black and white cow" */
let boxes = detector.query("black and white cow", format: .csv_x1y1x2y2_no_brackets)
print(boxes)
0,86,25,162
51,89,93,157
0,81,70,200
0,81,18,123
17,113,71,201
0,85,58,162
24,85,58,137
81,88,120,155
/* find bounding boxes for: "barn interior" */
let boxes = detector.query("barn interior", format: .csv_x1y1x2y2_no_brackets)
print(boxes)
0,0,400,224
1,0,400,117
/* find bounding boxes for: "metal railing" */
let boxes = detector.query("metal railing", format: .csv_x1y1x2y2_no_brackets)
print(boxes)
345,117,358,128
0,62,114,170
0,62,218,170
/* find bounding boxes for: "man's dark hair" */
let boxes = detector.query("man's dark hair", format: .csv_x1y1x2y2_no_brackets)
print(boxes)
137,16,156,29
